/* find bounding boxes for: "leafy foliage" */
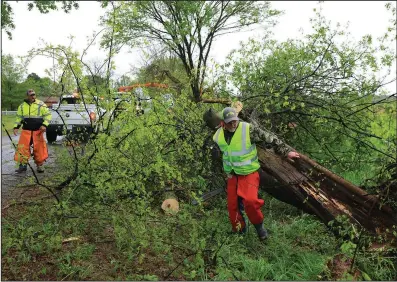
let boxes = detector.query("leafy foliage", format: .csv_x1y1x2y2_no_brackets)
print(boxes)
135,56,190,95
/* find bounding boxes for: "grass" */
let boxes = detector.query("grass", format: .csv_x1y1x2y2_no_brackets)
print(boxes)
1,115,16,133
2,183,396,281
209,195,339,281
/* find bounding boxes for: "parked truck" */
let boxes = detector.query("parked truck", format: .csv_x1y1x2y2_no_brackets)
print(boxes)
46,93,105,143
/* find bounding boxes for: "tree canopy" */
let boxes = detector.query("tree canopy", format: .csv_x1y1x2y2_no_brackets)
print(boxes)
100,1,281,102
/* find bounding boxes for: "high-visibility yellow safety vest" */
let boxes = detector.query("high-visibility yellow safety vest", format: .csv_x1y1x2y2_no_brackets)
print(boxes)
213,122,260,175
14,99,51,130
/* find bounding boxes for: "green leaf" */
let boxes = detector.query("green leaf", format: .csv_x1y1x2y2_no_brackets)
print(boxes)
341,241,356,254
282,101,289,107
362,272,372,281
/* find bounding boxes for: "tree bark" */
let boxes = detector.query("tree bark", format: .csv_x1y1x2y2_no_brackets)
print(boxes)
256,146,397,239
200,98,232,105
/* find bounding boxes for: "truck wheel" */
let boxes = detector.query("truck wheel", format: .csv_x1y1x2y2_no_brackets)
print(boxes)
80,132,90,142
46,131,57,143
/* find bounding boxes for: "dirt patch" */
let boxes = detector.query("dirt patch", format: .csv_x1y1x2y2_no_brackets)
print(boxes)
1,252,59,281
1,185,60,217
326,253,361,280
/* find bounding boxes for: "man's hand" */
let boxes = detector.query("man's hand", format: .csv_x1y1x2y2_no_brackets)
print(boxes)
39,126,46,133
13,128,18,136
287,151,300,159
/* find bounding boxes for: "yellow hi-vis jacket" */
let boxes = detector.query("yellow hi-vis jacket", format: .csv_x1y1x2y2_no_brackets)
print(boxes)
213,122,260,175
14,99,51,131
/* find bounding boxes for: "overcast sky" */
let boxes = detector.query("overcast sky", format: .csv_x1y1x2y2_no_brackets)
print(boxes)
2,1,396,93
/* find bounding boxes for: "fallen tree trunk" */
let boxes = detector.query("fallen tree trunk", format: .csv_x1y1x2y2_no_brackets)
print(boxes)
258,167,316,215
256,146,397,239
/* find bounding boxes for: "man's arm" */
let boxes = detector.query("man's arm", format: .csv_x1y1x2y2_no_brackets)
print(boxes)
204,136,222,161
249,123,292,157
40,102,52,128
13,104,23,129
13,104,23,135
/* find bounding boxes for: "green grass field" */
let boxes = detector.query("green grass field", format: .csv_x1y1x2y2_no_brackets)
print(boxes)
1,115,16,134
2,189,395,281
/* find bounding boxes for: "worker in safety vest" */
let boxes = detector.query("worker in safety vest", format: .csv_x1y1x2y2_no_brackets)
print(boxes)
13,89,52,173
212,107,300,240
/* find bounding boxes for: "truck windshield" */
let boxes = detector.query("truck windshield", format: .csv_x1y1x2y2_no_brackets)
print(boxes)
61,97,80,104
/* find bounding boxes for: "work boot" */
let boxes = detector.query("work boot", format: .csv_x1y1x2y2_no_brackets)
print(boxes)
229,227,246,237
254,223,269,241
36,165,45,173
237,225,247,234
229,223,247,236
15,164,27,173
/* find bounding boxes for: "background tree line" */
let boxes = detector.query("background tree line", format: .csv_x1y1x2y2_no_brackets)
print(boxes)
1,53,137,110
1,54,55,110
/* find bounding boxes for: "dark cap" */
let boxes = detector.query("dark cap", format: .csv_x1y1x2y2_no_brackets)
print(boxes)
26,89,36,95
222,107,239,123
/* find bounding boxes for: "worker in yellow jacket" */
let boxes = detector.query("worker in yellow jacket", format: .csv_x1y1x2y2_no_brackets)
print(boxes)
13,89,52,173
213,107,300,240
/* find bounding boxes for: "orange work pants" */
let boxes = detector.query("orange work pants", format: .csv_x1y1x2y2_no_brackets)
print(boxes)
227,171,264,232
14,129,48,166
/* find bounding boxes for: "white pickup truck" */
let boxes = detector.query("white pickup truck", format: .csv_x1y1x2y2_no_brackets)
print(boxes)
46,94,105,143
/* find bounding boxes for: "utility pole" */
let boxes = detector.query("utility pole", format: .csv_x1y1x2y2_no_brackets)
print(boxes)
53,49,55,86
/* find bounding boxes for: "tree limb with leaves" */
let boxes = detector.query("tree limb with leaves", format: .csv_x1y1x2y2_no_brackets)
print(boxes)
100,1,281,102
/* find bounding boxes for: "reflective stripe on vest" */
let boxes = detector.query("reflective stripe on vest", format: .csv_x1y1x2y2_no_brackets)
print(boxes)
37,103,42,116
224,155,259,167
213,128,221,143
19,101,45,119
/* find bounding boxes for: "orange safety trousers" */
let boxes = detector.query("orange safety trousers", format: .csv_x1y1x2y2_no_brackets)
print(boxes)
227,171,264,232
14,129,48,166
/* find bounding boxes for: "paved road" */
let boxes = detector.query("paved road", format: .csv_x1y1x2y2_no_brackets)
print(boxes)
1,133,65,205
